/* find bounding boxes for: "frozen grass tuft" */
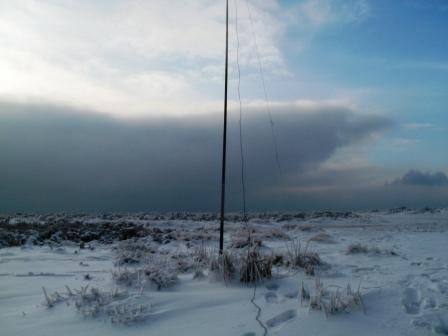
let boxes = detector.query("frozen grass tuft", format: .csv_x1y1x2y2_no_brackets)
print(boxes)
285,238,322,275
346,243,370,254
301,279,365,317
112,256,178,290
192,243,210,266
266,228,289,240
143,261,178,290
42,285,151,324
209,243,273,284
239,244,272,284
209,250,237,284
230,228,261,249
346,243,398,256
309,232,335,244
114,239,156,266
42,286,65,308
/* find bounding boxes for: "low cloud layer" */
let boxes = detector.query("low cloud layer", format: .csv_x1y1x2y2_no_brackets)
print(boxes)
392,170,448,187
0,100,392,213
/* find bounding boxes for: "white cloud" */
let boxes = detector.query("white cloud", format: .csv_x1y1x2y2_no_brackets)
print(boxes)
0,0,375,118
0,0,289,117
390,138,420,146
405,123,434,129
290,0,371,28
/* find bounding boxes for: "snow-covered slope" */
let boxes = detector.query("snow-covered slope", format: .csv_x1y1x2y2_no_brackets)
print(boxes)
0,210,447,335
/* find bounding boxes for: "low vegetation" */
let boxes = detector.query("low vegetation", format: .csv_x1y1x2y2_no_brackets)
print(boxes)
42,285,151,324
346,243,398,256
301,279,365,317
285,238,323,275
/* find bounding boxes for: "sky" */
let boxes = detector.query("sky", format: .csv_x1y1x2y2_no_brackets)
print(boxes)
0,0,447,213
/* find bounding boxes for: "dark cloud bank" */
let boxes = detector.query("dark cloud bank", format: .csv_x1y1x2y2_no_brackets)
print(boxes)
0,100,445,213
392,170,448,187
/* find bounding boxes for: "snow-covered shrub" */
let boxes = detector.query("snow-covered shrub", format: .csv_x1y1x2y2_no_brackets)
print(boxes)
172,252,196,273
106,299,150,325
281,222,299,231
42,287,66,308
346,243,369,254
346,243,397,256
297,224,315,232
309,232,335,244
190,242,212,276
230,228,261,249
209,250,237,284
43,285,151,324
266,228,289,240
239,245,273,283
111,268,140,287
300,281,310,305
74,285,117,317
209,244,273,284
308,278,325,310
193,269,206,280
301,279,364,317
142,261,178,290
114,238,155,266
231,237,251,249
112,257,178,290
285,238,322,275
192,243,210,265
272,253,285,266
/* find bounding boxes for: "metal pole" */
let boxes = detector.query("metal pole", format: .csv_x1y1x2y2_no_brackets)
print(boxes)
219,0,229,254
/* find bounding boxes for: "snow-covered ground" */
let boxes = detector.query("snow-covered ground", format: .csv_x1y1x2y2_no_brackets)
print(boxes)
1,209,447,335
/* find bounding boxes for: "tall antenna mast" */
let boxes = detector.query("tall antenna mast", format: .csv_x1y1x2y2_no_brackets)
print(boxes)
219,0,229,254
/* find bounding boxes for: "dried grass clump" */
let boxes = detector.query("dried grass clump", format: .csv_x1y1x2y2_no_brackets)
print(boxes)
266,228,289,240
174,257,195,273
192,243,211,267
209,243,273,284
239,246,273,284
281,222,299,231
74,285,121,317
301,279,365,317
209,250,237,284
106,299,150,324
42,286,66,308
189,243,212,277
112,268,140,287
142,262,178,290
112,257,178,290
230,229,261,249
346,243,397,256
309,232,335,244
114,239,155,266
297,224,315,232
286,238,322,275
42,285,151,324
346,243,369,254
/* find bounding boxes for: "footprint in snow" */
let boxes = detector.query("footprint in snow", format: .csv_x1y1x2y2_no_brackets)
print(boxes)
264,291,278,304
422,296,437,309
266,309,297,328
437,281,448,295
284,290,298,299
435,314,448,335
265,283,279,291
402,287,421,315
